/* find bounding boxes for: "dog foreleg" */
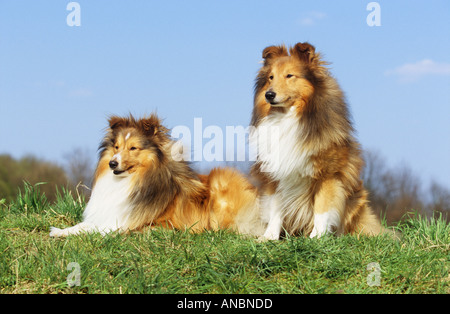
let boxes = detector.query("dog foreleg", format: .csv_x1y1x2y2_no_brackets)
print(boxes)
49,222,95,237
310,179,345,238
260,195,283,240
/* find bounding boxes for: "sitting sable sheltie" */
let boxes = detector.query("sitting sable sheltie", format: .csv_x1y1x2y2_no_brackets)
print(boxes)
250,42,386,240
50,114,264,237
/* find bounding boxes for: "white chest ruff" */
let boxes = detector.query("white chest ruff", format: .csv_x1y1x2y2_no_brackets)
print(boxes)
82,171,133,232
250,109,315,180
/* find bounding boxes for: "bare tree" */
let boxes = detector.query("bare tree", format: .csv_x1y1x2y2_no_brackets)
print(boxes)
63,147,95,191
429,180,450,221
362,150,425,224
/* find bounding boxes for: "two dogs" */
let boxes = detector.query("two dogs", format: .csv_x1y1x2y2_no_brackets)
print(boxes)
51,42,385,239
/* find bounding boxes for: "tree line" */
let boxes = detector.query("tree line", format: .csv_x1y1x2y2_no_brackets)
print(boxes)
0,149,448,224
0,148,93,203
361,150,449,223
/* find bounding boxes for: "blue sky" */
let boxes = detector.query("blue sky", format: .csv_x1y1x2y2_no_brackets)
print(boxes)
1,1,449,188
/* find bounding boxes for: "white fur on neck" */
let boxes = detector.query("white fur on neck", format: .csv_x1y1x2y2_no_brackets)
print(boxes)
50,171,133,237
251,108,314,179
82,170,133,231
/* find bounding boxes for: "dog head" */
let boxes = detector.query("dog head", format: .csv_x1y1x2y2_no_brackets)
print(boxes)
100,114,169,177
253,42,328,120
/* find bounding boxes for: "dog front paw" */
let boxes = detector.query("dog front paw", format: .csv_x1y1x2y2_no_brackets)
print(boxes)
49,226,64,237
258,230,280,241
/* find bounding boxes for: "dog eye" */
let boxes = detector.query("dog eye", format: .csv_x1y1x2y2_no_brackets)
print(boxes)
115,145,119,150
286,74,294,78
269,75,274,80
130,147,137,151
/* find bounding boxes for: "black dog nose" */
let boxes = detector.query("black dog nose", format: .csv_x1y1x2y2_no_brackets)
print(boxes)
109,160,118,169
265,91,276,102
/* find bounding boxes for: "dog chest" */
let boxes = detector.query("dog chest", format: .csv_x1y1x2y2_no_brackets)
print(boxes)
250,109,315,180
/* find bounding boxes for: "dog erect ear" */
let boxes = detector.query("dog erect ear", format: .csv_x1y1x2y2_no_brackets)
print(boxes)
262,45,288,64
109,116,124,130
142,115,160,136
141,114,169,137
290,42,316,64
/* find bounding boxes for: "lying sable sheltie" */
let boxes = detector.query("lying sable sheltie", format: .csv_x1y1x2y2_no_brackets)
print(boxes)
250,42,386,240
50,114,264,237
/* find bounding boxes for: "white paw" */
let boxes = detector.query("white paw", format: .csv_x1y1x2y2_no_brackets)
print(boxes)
309,226,328,238
49,226,64,237
259,230,280,241
310,210,341,238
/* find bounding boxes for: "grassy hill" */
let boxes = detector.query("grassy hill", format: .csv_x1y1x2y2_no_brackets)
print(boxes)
0,183,448,294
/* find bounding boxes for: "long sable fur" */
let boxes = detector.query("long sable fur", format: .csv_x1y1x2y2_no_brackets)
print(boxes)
251,42,386,237
97,114,208,231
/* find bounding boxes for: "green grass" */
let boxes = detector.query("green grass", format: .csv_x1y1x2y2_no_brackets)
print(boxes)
0,183,448,294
